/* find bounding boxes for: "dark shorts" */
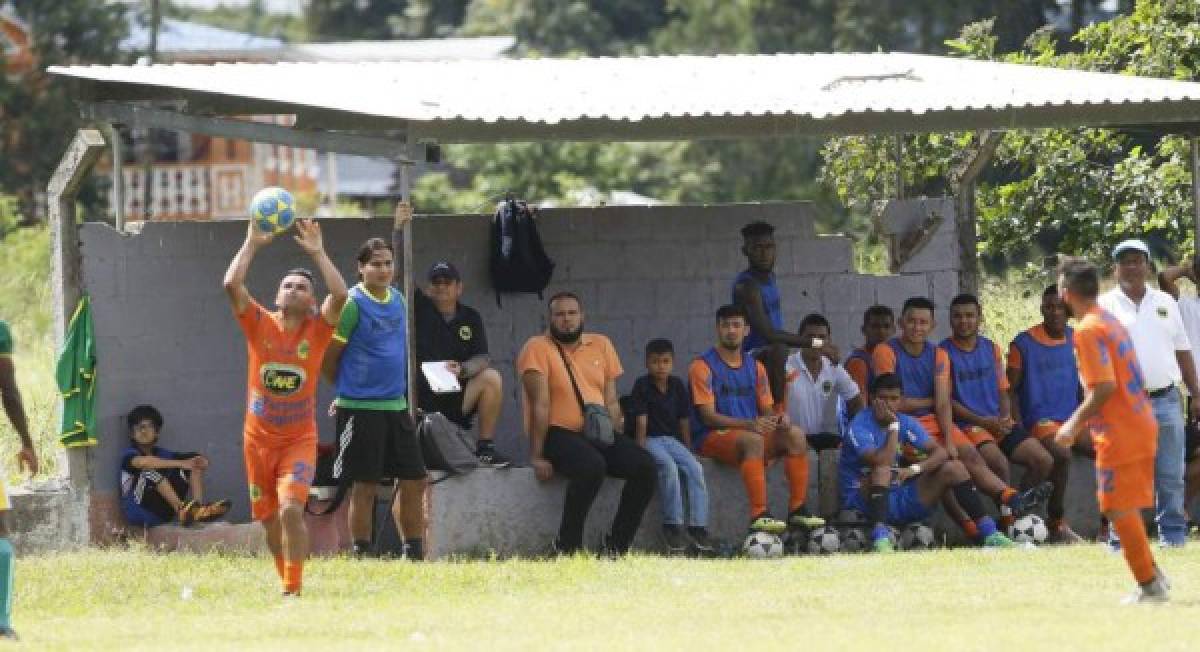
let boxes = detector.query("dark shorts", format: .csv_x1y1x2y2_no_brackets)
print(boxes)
423,390,474,431
845,480,931,526
997,423,1031,458
334,408,426,482
1186,420,1200,464
121,465,191,527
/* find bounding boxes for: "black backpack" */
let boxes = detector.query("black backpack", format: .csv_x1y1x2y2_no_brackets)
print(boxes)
489,198,555,305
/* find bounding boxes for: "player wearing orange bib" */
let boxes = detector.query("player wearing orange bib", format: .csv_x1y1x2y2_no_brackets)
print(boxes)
223,219,348,597
1055,257,1168,604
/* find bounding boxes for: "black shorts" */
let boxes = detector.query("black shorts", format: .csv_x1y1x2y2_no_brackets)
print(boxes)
132,466,191,523
996,424,1031,458
334,408,426,482
424,391,474,430
1186,420,1200,464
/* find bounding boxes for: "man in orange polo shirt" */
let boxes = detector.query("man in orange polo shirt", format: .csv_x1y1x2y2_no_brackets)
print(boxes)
519,292,656,555
223,218,347,596
1055,256,1168,604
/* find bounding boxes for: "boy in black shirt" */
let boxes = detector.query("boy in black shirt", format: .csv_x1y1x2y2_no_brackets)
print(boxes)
629,339,713,555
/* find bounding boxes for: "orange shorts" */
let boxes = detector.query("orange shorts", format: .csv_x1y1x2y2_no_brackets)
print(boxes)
961,425,996,447
1095,458,1154,513
244,435,317,521
1030,420,1062,441
916,414,971,448
700,429,776,466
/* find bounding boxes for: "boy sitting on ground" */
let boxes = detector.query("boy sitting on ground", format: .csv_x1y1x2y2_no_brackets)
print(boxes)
119,405,230,527
629,338,715,555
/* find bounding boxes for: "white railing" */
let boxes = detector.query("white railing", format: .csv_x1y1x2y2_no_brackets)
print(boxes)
111,163,254,221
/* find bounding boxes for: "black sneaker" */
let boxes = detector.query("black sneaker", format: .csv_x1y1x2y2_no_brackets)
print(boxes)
1010,481,1054,514
0,627,18,640
686,526,718,557
476,443,512,469
662,525,691,556
351,540,374,558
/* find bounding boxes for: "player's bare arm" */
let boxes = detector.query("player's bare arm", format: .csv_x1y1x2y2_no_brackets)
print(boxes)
0,357,36,475
222,220,275,314
1055,381,1114,447
320,339,346,385
1005,364,1025,427
523,370,553,481
696,403,762,435
733,281,806,348
934,373,959,459
292,219,348,326
1157,256,1192,300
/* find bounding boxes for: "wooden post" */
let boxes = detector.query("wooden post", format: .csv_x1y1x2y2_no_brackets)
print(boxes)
47,129,106,496
952,131,1003,296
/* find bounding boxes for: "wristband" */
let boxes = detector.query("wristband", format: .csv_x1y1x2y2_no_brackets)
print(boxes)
908,463,922,476
887,421,900,433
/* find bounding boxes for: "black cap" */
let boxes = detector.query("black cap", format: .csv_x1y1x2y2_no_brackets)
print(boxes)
427,260,460,281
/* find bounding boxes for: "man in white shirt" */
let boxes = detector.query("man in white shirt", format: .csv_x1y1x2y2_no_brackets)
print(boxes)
784,314,865,448
1157,254,1200,527
1099,238,1200,547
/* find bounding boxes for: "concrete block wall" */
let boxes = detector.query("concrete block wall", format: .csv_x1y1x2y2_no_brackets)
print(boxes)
77,201,960,533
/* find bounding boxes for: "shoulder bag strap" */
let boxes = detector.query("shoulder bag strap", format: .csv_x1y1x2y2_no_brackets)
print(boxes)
552,337,588,412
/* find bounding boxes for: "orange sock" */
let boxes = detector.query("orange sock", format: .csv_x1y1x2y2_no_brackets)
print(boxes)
1111,512,1156,585
273,555,285,580
783,454,810,511
739,458,768,517
959,519,980,539
283,560,304,594
999,487,1017,506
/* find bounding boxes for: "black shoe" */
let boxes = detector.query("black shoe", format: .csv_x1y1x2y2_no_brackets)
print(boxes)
686,526,718,557
1011,482,1054,514
662,525,691,555
0,627,18,640
600,533,627,559
351,540,373,558
476,443,512,469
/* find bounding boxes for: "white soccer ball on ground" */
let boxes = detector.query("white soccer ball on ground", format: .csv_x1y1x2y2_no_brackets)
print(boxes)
839,527,867,553
742,531,784,559
898,523,937,551
807,526,841,555
1007,514,1049,544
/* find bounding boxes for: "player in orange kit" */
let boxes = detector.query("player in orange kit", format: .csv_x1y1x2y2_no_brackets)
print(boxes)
1054,257,1169,604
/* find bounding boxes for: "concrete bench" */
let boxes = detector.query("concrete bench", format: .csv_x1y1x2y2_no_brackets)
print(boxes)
7,488,88,555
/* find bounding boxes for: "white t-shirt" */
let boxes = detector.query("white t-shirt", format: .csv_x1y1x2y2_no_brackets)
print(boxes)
1098,286,1192,391
1178,296,1200,367
784,352,860,435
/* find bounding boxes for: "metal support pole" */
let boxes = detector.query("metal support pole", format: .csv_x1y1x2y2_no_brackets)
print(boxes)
107,124,125,231
1191,136,1200,250
399,153,415,419
48,129,106,505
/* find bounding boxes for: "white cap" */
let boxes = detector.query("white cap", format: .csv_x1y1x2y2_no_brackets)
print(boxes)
1112,238,1150,260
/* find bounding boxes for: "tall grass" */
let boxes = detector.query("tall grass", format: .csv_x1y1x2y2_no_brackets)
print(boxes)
0,226,60,481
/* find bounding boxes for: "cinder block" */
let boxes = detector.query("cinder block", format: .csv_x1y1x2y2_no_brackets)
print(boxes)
899,229,961,274
793,236,853,274
558,242,626,281
869,273,931,308
596,280,655,317
819,273,875,310
655,280,711,317
621,241,685,280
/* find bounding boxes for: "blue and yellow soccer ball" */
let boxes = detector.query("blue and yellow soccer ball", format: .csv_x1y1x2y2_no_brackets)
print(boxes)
249,186,296,235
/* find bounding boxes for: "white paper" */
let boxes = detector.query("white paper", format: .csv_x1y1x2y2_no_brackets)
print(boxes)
421,361,461,394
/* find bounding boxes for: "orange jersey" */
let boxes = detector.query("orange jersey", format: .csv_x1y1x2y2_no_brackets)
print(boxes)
236,299,334,446
1074,305,1157,466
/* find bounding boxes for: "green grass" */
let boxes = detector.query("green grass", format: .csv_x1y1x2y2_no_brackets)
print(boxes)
12,546,1200,650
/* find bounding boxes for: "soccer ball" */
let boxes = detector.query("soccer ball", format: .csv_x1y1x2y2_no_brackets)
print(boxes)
1007,514,1049,545
898,523,937,551
249,186,297,234
807,526,841,555
742,532,784,559
839,527,867,553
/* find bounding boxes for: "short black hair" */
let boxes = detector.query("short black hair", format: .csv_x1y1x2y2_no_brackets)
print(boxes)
645,338,674,357
127,404,163,433
871,372,903,394
716,304,748,322
950,293,981,311
901,297,935,315
740,221,775,240
798,313,830,334
863,304,894,324
548,291,582,310
1057,256,1099,299
1042,285,1059,298
284,267,315,284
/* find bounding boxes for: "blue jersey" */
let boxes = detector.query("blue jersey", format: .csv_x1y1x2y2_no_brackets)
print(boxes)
940,336,1003,426
1011,326,1080,429
884,338,938,417
690,347,763,448
733,270,783,352
335,285,409,401
839,410,933,508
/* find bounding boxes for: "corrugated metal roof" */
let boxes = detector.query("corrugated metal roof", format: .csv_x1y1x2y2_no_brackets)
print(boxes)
121,17,284,53
50,52,1200,143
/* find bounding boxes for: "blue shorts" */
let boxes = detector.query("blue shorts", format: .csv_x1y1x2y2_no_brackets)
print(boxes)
845,479,931,525
121,500,170,527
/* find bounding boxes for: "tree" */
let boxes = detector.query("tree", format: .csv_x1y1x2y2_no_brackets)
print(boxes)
820,0,1200,261
0,0,128,218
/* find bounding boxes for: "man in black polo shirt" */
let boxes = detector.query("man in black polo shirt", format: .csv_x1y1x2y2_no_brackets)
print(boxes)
415,261,511,467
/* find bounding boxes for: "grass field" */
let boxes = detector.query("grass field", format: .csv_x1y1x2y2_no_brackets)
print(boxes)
12,545,1200,650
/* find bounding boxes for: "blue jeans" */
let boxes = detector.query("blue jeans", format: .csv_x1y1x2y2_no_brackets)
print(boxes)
1152,388,1188,545
645,436,708,527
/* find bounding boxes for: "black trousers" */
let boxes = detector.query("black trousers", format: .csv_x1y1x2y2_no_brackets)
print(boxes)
543,428,656,553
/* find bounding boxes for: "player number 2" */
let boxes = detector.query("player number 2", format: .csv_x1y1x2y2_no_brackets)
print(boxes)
291,461,314,485
1098,468,1115,494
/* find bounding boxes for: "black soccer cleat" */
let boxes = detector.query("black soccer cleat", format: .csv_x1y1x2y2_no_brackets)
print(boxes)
1010,481,1053,514
476,443,512,469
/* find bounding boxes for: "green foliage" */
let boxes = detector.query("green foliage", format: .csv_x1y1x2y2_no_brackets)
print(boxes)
821,1,1200,261
165,1,308,42
0,0,127,214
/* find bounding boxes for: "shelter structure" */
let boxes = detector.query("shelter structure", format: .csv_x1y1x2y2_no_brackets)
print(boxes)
34,52,1200,549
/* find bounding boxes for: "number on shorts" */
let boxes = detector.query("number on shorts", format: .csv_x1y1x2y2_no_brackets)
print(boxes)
1098,468,1115,494
291,461,314,485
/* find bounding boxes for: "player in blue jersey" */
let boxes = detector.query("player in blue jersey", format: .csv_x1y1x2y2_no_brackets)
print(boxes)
731,221,829,413
1006,286,1086,543
844,305,895,399
941,293,1054,531
841,373,1014,551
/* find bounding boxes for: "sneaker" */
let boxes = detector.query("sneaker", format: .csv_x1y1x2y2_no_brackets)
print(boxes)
1121,577,1169,605
1048,522,1085,545
177,501,197,526
686,527,718,557
1008,482,1053,513
787,507,825,530
281,590,302,599
749,513,787,535
0,627,19,640
872,537,896,553
983,532,1016,548
1155,566,1173,591
351,540,374,558
192,500,231,523
476,443,512,469
662,525,691,555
